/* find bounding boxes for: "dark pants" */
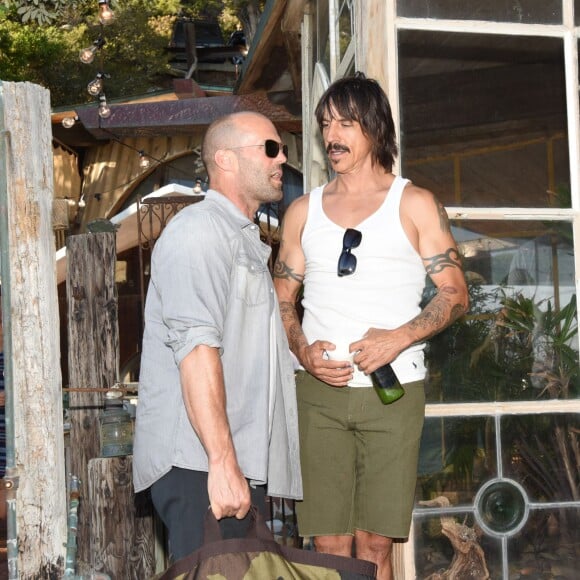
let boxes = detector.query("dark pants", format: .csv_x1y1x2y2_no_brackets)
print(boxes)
151,467,267,562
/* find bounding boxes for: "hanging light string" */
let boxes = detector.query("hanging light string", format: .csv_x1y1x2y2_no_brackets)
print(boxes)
79,35,106,65
75,125,204,207
64,1,205,208
98,0,115,25
97,126,168,168
61,1,115,128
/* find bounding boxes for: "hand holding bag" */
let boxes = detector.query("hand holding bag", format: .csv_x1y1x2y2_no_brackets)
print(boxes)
157,506,377,579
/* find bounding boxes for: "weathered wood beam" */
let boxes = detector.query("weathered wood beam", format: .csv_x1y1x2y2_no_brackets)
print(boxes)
67,231,119,575
88,457,155,578
0,80,67,578
75,91,302,139
235,0,289,94
281,0,306,99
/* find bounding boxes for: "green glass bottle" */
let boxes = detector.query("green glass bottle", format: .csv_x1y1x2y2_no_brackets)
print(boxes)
371,363,405,404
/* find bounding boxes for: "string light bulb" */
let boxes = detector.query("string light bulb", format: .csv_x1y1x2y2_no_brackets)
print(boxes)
87,73,105,96
98,0,115,25
79,36,106,64
61,116,78,129
138,151,151,169
98,94,112,119
193,179,203,194
78,196,86,208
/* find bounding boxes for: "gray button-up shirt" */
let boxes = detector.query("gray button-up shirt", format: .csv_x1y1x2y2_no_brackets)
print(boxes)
133,190,302,501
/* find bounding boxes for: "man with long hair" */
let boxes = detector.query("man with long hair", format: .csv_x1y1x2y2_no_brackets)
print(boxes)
274,73,468,579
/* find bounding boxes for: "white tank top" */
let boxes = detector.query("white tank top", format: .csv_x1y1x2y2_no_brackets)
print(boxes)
301,176,427,386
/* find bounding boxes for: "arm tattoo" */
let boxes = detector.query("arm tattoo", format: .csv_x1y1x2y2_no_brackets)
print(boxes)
279,301,308,354
423,248,462,275
408,287,466,340
273,259,304,283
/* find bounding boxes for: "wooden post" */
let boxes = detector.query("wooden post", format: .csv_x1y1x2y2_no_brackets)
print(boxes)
67,231,119,574
89,457,155,578
67,232,155,577
0,81,67,576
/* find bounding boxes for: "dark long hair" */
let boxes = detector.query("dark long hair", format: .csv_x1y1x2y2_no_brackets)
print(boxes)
315,72,398,172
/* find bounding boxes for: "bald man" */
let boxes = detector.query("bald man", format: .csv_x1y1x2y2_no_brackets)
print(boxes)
133,112,302,561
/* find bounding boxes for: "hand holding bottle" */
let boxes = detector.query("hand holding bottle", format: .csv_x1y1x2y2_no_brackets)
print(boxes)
370,363,405,404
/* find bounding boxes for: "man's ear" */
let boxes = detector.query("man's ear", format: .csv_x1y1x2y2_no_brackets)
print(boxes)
214,149,237,172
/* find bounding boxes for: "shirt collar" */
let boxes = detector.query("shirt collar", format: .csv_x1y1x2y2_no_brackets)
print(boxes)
205,189,254,228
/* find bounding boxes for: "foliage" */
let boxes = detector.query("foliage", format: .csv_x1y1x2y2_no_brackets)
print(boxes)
2,0,183,24
497,292,579,398
0,14,85,92
421,285,579,510
3,0,70,24
0,1,182,106
0,0,262,106
426,282,579,402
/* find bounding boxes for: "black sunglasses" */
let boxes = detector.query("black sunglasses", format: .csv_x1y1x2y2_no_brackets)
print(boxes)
338,228,362,277
228,139,288,159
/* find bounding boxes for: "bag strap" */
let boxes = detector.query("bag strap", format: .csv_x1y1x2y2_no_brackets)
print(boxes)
245,505,277,542
202,506,223,543
203,504,274,544
158,505,278,578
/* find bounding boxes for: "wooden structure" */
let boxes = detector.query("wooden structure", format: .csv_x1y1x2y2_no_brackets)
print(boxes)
67,232,154,578
0,81,67,577
88,457,155,577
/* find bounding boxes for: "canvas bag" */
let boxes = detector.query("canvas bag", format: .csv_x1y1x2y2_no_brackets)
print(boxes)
157,506,377,579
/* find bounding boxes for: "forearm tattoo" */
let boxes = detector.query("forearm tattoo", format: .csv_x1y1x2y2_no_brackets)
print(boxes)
423,248,462,275
409,287,466,340
279,301,308,354
273,259,304,283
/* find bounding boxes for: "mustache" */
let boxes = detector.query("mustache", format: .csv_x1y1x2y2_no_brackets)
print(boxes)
326,142,350,154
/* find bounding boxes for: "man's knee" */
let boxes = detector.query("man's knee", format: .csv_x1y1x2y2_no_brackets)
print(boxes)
314,534,353,557
355,529,393,557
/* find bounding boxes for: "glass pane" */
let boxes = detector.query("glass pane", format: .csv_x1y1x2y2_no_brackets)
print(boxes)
417,417,498,504
414,507,580,577
343,59,355,77
425,220,578,403
317,0,331,74
502,414,580,502
338,0,352,62
397,0,562,24
399,31,569,208
414,512,503,579
507,508,580,577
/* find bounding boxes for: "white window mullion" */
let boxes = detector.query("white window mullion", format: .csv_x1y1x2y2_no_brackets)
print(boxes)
562,3,580,212
561,0,580,351
386,0,401,176
328,0,339,79
335,39,355,78
396,16,567,38
301,7,314,188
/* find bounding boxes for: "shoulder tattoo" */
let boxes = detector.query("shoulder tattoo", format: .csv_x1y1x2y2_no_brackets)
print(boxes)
423,248,462,275
273,259,304,283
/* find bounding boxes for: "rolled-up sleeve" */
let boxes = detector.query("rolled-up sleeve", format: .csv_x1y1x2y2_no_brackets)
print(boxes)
151,210,231,366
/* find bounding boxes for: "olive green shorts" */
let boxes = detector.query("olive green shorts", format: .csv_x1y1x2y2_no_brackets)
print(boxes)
295,371,425,539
